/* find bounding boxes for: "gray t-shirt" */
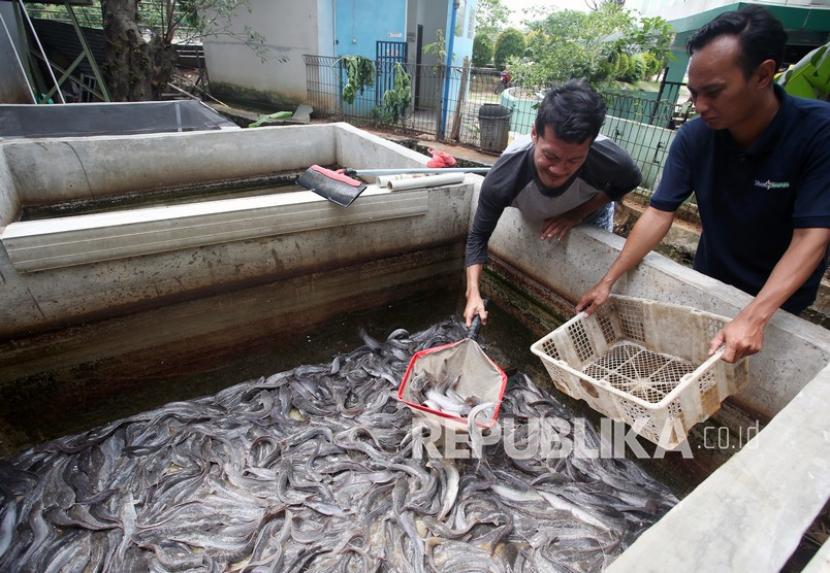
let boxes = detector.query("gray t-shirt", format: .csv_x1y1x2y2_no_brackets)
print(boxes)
465,134,641,267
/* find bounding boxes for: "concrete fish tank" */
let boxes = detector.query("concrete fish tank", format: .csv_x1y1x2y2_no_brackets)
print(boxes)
0,123,828,572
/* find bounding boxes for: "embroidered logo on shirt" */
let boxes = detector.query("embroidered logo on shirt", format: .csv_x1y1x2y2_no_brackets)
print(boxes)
754,179,790,190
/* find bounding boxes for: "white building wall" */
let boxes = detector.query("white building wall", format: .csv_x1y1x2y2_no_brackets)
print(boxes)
406,0,418,65
203,1,324,102
417,0,449,70
415,0,450,109
317,0,335,57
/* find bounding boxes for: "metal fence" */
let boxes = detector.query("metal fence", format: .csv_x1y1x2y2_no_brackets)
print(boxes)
305,57,512,142
24,1,200,40
304,55,693,190
602,91,689,191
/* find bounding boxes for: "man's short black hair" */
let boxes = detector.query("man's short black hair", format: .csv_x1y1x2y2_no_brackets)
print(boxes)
534,80,606,144
687,5,787,78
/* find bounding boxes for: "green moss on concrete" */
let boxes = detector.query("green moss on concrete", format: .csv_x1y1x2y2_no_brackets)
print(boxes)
481,266,568,337
209,82,302,116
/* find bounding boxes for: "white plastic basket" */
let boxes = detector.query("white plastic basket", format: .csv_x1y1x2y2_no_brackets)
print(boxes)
530,295,749,449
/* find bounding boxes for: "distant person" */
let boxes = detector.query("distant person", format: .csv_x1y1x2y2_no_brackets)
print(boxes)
465,80,642,327
496,69,512,94
577,6,830,363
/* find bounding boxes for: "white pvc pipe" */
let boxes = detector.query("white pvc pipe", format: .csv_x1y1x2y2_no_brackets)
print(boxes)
387,173,466,190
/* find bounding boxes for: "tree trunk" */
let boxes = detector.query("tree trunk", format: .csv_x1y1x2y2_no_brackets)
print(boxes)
101,0,176,101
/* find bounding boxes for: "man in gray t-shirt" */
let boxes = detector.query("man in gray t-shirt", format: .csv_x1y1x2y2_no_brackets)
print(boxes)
464,80,641,326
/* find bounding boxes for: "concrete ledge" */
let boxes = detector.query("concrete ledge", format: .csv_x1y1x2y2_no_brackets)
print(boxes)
334,122,431,174
607,364,830,573
0,183,472,338
0,243,464,385
1,187,427,272
0,124,473,338
1,124,338,204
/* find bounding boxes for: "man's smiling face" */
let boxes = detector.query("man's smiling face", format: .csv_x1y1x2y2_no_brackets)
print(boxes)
531,124,592,189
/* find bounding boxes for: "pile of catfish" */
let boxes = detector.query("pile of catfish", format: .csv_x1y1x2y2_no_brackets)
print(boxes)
0,320,676,572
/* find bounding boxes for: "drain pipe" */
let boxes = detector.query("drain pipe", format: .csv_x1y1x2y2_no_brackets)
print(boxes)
439,0,459,141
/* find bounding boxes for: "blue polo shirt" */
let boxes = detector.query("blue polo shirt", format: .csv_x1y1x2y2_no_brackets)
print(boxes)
651,85,830,313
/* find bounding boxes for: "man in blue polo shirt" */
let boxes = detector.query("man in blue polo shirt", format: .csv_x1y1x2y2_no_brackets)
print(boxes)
577,6,830,363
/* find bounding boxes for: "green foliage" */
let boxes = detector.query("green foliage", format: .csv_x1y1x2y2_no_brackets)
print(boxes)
475,0,510,42
640,52,664,77
617,53,649,83
494,28,525,70
631,16,675,67
472,35,494,68
778,41,830,100
378,63,412,124
585,0,625,9
509,4,674,88
342,56,375,105
175,1,270,61
423,29,447,64
610,52,630,78
522,30,543,60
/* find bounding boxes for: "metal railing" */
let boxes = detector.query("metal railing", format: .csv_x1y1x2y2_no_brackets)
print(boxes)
303,55,694,190
24,1,200,40
304,55,499,142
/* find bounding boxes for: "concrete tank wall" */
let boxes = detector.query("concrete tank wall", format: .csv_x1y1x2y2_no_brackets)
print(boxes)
334,125,429,171
608,358,830,573
0,184,472,338
0,123,473,338
1,124,337,208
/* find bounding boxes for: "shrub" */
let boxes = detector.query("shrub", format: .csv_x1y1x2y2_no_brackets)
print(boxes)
473,34,494,67
494,28,526,70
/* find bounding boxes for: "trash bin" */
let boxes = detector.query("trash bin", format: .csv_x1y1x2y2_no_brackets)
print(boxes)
478,103,512,153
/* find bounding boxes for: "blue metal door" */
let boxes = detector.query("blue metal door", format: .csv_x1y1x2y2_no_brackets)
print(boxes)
376,41,407,105
334,0,355,57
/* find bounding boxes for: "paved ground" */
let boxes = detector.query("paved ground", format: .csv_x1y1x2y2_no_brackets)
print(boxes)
365,126,501,166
